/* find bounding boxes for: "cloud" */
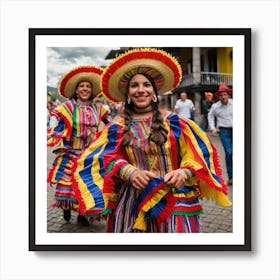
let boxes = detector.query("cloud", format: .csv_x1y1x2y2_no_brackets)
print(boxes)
47,47,114,88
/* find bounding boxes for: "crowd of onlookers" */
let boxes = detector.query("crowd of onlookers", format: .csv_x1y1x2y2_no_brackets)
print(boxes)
92,96,125,120
47,97,62,128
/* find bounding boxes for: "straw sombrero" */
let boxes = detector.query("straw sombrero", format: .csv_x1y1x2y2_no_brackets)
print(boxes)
58,65,103,98
101,48,182,102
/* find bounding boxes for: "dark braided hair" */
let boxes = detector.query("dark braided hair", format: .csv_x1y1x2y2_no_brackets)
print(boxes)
121,73,168,147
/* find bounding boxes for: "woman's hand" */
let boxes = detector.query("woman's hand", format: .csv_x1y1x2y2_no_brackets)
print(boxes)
164,169,189,189
130,170,156,190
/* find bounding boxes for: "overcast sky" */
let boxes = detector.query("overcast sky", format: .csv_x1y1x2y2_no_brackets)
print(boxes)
47,47,115,88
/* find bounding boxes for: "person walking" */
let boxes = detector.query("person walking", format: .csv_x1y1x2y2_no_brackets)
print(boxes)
208,83,233,185
201,92,214,132
47,65,111,226
73,49,231,233
174,91,195,120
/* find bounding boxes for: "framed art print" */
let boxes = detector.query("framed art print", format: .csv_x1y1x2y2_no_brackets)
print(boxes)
29,28,251,251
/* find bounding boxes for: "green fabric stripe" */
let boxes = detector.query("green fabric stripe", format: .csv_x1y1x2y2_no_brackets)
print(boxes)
62,103,73,118
72,104,78,135
105,160,116,174
171,210,204,216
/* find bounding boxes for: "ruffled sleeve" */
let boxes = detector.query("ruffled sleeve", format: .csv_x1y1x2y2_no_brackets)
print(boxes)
168,114,231,207
47,101,74,147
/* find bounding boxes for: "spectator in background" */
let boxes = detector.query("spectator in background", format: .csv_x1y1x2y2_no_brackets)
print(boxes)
108,101,119,120
174,91,195,121
93,96,103,107
102,99,111,113
201,92,214,132
115,102,125,115
208,83,233,185
47,100,52,128
158,96,170,117
54,98,61,106
47,100,56,129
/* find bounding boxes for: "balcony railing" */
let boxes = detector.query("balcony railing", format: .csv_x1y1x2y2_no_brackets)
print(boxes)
201,72,232,85
179,72,233,87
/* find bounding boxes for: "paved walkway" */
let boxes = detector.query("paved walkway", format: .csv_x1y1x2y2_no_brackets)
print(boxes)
47,133,232,233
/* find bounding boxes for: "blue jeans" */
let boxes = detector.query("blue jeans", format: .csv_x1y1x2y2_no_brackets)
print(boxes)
219,129,233,179
201,115,209,131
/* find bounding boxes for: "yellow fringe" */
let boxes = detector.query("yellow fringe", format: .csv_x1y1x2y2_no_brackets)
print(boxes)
199,181,232,207
133,210,147,231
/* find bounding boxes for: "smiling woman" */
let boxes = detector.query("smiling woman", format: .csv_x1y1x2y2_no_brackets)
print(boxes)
75,81,93,102
47,65,111,226
127,74,155,112
72,48,232,233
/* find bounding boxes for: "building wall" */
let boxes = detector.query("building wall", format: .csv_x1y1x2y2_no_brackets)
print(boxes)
178,48,192,74
177,47,232,75
217,47,233,73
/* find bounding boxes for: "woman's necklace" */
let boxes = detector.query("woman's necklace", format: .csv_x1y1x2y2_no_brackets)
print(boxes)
132,106,153,119
133,105,153,114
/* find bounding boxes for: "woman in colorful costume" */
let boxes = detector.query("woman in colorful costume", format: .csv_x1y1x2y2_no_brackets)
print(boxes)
47,66,111,226
73,49,232,232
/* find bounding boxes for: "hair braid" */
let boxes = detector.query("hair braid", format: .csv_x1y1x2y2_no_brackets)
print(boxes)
148,101,168,145
121,102,134,146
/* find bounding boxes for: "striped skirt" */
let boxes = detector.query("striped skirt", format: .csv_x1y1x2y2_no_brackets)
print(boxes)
48,149,80,210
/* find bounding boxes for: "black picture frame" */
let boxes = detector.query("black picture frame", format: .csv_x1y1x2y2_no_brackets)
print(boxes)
29,28,251,251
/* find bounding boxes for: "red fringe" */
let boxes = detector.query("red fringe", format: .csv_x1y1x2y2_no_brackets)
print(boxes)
47,165,56,183
155,191,176,224
51,200,77,211
136,181,166,213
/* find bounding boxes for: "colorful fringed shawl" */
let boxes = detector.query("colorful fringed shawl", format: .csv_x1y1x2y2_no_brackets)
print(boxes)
73,113,231,231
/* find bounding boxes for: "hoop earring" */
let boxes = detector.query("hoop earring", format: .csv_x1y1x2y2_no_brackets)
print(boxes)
152,95,157,102
127,96,131,104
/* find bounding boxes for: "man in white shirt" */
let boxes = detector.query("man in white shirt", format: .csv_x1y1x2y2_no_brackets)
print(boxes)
174,92,195,120
208,83,233,185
